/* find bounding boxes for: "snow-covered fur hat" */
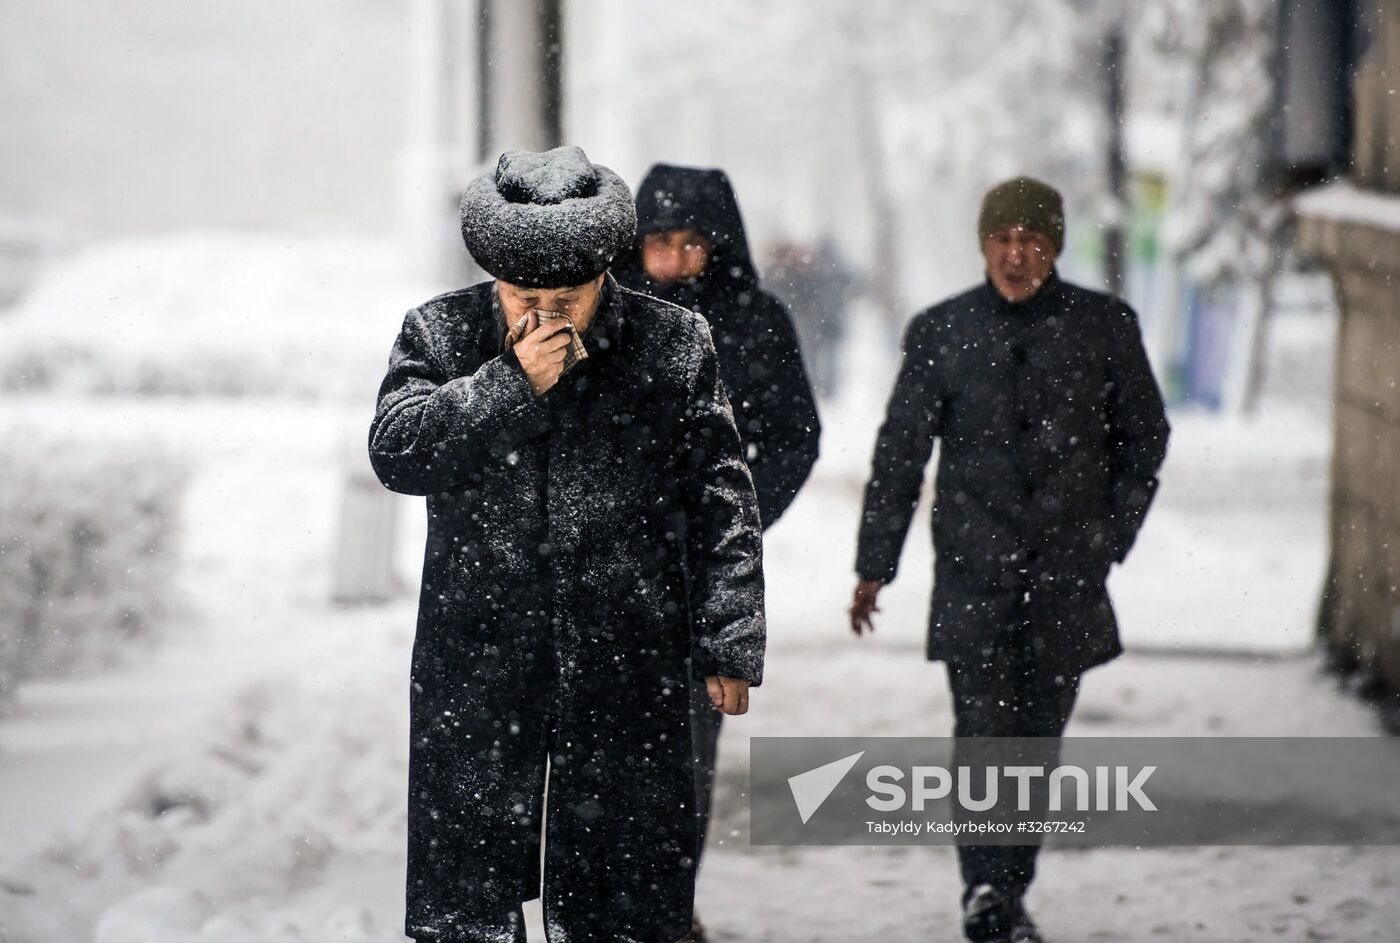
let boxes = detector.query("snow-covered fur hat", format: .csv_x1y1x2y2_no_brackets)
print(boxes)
460,146,637,288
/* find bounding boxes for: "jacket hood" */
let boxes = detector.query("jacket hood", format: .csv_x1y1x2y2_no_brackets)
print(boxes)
612,164,759,296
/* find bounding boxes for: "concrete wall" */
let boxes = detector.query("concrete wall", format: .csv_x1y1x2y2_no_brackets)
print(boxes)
1299,213,1400,686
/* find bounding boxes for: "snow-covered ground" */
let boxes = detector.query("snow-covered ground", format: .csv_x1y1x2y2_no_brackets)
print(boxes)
1,243,1392,943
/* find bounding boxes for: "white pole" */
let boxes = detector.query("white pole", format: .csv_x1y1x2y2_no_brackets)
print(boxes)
338,0,481,606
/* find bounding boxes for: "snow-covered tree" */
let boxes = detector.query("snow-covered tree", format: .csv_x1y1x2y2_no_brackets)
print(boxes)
1142,0,1286,413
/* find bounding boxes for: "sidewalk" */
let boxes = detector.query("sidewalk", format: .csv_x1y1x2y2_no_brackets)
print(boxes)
696,638,1396,942
2,304,1395,943
686,441,1396,942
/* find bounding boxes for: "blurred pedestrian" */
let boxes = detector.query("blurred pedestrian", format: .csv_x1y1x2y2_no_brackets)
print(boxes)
766,236,859,398
613,163,820,943
370,146,767,943
849,176,1170,943
614,164,820,529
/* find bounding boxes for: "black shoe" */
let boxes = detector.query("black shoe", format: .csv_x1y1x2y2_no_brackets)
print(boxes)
1008,898,1043,943
961,883,1012,942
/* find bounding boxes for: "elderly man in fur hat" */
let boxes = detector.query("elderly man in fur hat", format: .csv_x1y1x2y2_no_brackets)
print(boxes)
370,146,766,943
851,177,1170,943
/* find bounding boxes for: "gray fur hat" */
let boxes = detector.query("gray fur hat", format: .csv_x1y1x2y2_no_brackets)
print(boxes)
460,146,637,288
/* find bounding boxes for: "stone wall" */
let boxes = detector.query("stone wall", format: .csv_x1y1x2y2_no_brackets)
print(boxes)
1352,0,1400,192
1298,0,1400,689
1300,210,1400,686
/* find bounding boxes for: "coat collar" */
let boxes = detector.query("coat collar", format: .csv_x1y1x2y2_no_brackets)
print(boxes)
582,273,628,362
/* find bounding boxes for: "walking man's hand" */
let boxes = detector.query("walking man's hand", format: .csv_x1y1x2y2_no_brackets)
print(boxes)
514,312,576,396
706,676,751,715
850,579,883,636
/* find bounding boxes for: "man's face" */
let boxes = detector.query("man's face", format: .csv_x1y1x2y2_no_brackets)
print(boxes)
982,225,1058,304
640,228,712,284
496,274,606,330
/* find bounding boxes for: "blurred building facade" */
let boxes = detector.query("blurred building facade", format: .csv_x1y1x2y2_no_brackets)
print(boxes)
1297,0,1400,697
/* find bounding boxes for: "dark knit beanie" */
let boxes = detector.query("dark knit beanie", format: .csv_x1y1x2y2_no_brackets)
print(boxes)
460,145,637,288
977,176,1065,254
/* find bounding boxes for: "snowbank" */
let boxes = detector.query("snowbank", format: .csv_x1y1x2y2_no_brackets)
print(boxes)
0,233,433,401
0,607,412,942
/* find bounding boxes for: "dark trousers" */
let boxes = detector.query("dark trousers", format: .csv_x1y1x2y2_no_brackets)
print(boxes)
947,621,1080,901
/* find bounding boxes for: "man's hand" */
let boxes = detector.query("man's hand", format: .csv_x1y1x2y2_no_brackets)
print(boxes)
705,676,751,715
514,312,576,396
849,579,883,636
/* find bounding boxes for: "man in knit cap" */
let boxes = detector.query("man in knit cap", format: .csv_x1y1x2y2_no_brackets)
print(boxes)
370,145,766,943
850,176,1170,942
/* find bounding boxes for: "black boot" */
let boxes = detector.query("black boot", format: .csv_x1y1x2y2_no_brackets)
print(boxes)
961,883,1012,942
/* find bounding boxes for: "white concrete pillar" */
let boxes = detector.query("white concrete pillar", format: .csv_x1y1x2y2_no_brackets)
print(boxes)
397,0,480,284
481,0,562,155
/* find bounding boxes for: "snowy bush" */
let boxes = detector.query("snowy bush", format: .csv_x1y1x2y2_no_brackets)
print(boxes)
0,232,428,401
0,429,186,700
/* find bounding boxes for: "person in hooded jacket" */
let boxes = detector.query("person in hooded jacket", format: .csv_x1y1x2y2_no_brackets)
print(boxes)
850,177,1169,943
370,146,766,943
613,164,820,532
613,163,820,942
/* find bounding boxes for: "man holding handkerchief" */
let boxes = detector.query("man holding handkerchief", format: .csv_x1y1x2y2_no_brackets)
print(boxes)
370,145,766,943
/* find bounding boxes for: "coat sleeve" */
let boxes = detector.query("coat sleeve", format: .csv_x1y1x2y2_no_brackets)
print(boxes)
368,306,551,496
1103,302,1170,562
855,314,946,583
676,317,767,686
744,295,821,529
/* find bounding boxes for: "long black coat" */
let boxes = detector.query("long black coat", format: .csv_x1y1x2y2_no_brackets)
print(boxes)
856,273,1169,677
613,165,820,529
369,277,765,942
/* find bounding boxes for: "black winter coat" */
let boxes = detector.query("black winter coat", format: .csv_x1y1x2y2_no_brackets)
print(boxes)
613,165,820,529
369,276,766,942
856,273,1169,677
